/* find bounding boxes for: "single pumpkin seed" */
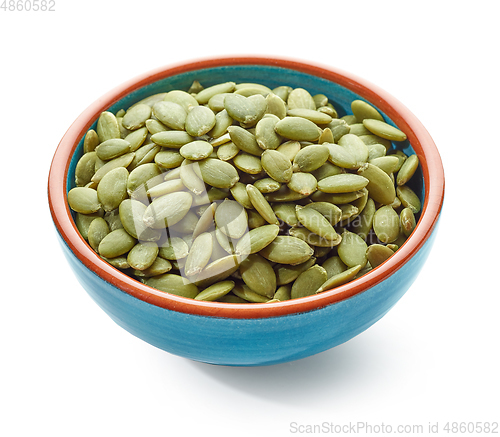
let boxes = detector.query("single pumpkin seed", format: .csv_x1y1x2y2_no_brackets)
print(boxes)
265,93,287,119
91,152,135,183
246,184,279,225
274,257,316,286
287,88,316,110
150,130,193,148
274,284,292,301
272,203,299,227
253,177,281,194
367,144,387,161
373,205,400,243
276,140,301,162
316,264,362,292
337,231,368,268
146,178,184,198
289,227,342,247
101,255,129,270
194,280,235,301
293,145,330,172
184,232,213,277
75,211,103,240
303,202,342,226
179,140,214,161
75,152,97,187
227,125,263,156
185,105,216,137
397,154,419,186
209,109,233,139
143,191,193,229
287,108,332,125
158,237,189,260
317,173,369,193
275,117,322,142
97,166,129,212
127,242,159,271
217,141,239,161
259,235,314,265
124,127,148,152
195,81,236,104
179,159,205,195
163,89,199,112
296,206,338,241
193,254,242,288
318,127,334,144
119,199,162,241
127,143,160,172
96,111,120,142
363,118,407,141
264,185,309,202
291,265,328,299
357,163,396,205
359,134,392,150
366,244,394,268
127,163,162,197
122,104,151,130
98,228,136,258
192,202,217,239
322,255,347,279
152,101,187,130
370,155,400,174
261,149,293,183
233,153,263,174
327,119,351,142
397,185,421,213
87,217,110,252
400,207,416,237
232,283,269,303
325,143,357,169
83,129,99,153
351,99,384,122
154,150,184,169
338,133,369,168
287,172,317,196
240,254,276,298
255,115,281,150
215,199,248,240
95,138,131,160
145,273,198,298
68,187,101,214
134,256,172,277
235,224,280,256
198,158,239,188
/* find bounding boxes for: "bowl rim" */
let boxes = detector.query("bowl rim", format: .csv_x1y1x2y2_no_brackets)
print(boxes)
48,55,445,319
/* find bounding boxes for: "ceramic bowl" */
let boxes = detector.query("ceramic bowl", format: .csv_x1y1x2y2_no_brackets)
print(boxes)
48,56,445,366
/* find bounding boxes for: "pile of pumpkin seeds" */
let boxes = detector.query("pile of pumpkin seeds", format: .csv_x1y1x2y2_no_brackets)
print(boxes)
68,79,421,303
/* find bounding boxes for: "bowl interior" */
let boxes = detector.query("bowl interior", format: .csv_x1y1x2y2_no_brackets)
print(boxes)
53,58,441,319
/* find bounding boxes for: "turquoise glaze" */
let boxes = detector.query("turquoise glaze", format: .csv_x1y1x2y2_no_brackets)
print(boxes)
57,225,437,366
51,59,443,366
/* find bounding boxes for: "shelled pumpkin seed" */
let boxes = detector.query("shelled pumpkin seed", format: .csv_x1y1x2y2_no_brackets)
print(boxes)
68,80,422,303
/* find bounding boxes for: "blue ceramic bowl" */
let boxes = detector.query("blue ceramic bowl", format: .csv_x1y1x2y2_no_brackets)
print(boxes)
48,56,444,366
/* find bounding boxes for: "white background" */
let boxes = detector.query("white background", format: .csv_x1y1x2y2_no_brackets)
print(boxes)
1,1,499,436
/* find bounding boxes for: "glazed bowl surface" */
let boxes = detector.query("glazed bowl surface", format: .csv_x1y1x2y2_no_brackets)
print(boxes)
48,56,444,366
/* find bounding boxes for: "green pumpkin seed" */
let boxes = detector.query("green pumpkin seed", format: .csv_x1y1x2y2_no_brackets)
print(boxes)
209,109,233,139
272,203,299,227
287,108,332,125
192,202,217,239
215,199,248,240
327,119,351,142
134,256,172,277
311,161,343,181
146,178,184,198
101,255,129,270
158,237,189,260
274,257,316,286
366,244,394,268
341,114,358,125
400,207,416,237
233,153,263,174
370,155,400,174
318,127,334,144
259,235,314,265
397,154,419,186
303,202,342,226
98,228,136,258
223,93,260,126
75,211,103,240
194,280,235,301
287,172,317,196
265,93,287,119
145,273,198,298
253,177,281,194
275,117,322,142
363,118,407,141
185,106,216,137
95,138,130,160
83,129,99,153
97,166,129,212
291,265,328,299
163,89,199,112
96,111,120,142
91,152,135,184
124,127,148,152
287,88,316,110
351,197,376,240
293,145,330,172
127,163,162,197
348,123,372,136
357,163,396,205
261,149,293,183
195,81,236,104
75,152,97,187
373,205,400,243
322,255,347,279
68,187,101,214
397,185,421,213
351,99,384,122
276,140,301,162
337,231,368,268
264,186,309,202
317,173,369,193
255,115,281,150
87,217,110,252
227,125,263,156
151,130,193,148
296,206,338,241
127,143,160,172
193,254,241,288
122,104,151,130
239,254,276,298
359,134,392,150
119,199,162,241
325,143,357,169
179,140,214,161
232,283,269,303
184,232,213,277
217,141,239,161
246,184,279,225
235,224,279,256
154,150,184,169
338,134,369,168
367,144,387,161
310,189,364,205
127,242,159,271
152,101,187,130
274,284,291,301
143,191,193,229
229,182,253,209
198,158,239,188
316,264,362,292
